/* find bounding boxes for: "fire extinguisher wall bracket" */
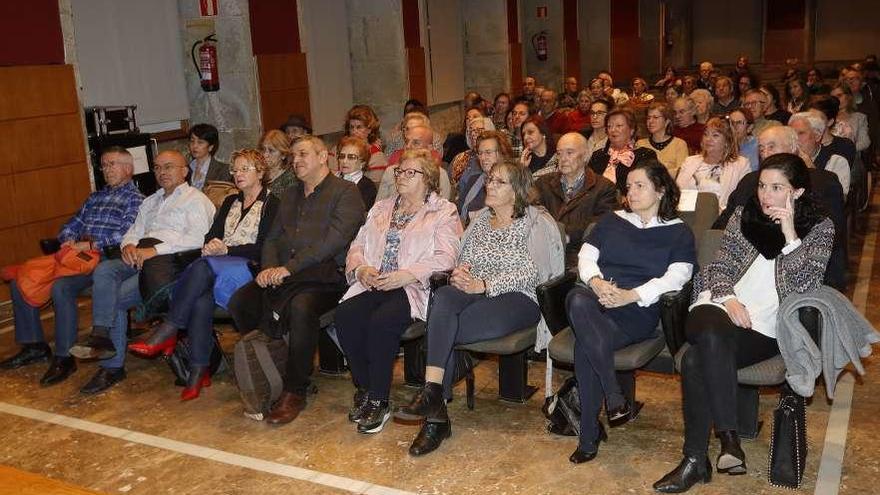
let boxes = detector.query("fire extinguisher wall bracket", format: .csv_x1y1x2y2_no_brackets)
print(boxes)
532,31,549,62
191,34,220,92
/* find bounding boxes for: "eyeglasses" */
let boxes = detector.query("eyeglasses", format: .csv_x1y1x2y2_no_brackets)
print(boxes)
338,153,361,161
485,176,510,187
154,164,184,173
229,165,257,174
393,168,424,179
100,160,127,170
477,149,498,156
590,110,608,116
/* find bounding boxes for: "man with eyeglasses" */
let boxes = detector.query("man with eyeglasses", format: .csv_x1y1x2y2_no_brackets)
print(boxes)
377,125,451,201
671,97,706,154
0,147,144,386
227,135,365,425
69,150,215,395
741,89,780,140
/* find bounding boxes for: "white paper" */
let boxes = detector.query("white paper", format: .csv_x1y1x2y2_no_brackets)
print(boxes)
678,189,699,212
129,145,150,175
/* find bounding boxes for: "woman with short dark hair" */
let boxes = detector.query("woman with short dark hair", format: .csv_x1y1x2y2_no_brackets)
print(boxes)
654,153,834,493
519,115,557,176
187,123,231,190
566,159,696,464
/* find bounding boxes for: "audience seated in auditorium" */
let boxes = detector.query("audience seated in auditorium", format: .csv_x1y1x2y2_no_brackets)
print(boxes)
520,115,558,176
655,153,833,493
343,105,388,184
379,125,451,201
629,77,654,106
665,84,684,104
715,126,848,291
806,68,830,95
336,136,378,210
589,108,658,194
443,103,485,165
729,55,752,81
567,159,696,465
742,89,780,139
696,61,714,92
598,71,630,106
521,76,538,109
127,149,279,400
187,123,232,191
336,149,462,434
676,117,751,212
458,131,513,225
0,147,144,386
450,116,494,184
581,98,612,158
588,78,605,101
672,97,706,154
394,160,563,456
386,108,444,156
830,82,872,153
760,84,792,125
69,151,215,395
534,132,618,268
558,76,580,109
505,100,532,156
539,89,570,139
785,79,809,114
689,89,713,125
681,75,697,96
790,111,850,196
565,90,593,134
636,101,689,178
226,136,365,425
711,76,739,116
737,73,758,100
492,92,511,130
729,108,760,171
259,129,297,200
654,66,679,89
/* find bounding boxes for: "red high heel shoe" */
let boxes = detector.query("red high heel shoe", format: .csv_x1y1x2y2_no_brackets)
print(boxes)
128,324,178,357
181,369,211,401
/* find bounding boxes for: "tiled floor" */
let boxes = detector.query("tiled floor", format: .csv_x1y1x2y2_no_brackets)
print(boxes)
0,193,878,494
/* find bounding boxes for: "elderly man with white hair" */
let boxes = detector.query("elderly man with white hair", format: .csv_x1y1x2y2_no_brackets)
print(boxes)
713,125,848,290
789,111,850,195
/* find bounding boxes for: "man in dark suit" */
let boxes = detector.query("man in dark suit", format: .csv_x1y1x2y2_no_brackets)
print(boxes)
227,136,365,425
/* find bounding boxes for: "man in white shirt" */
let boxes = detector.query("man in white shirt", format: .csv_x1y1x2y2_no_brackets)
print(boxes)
70,150,215,395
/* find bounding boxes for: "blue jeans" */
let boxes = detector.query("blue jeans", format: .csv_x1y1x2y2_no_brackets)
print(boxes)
167,258,217,367
91,259,141,369
10,275,92,357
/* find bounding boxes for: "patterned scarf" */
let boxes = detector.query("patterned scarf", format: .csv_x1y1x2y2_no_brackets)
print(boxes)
603,143,634,183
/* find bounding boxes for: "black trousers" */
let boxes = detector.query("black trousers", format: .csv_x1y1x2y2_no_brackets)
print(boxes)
228,280,342,395
566,286,655,451
425,286,540,395
681,304,779,456
334,289,412,400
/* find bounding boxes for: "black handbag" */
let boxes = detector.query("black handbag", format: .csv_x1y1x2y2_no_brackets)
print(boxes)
768,386,807,489
166,333,227,386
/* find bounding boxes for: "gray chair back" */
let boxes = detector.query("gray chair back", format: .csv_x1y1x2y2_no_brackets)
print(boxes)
697,229,723,269
680,192,719,245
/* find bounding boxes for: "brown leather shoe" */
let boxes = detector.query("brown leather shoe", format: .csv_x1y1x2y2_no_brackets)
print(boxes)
266,392,307,425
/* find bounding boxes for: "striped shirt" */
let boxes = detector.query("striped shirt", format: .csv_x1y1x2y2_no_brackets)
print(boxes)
57,181,144,249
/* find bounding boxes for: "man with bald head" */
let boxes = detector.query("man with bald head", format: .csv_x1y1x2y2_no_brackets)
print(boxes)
534,132,618,267
714,125,848,289
558,76,579,108
378,124,451,200
0,147,144,386
70,150,215,394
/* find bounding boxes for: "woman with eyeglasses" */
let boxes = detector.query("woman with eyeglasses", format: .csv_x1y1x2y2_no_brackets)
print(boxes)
127,149,279,400
394,159,564,456
258,129,296,199
336,136,378,209
457,130,513,226
449,116,495,184
727,108,759,171
636,101,689,178
654,153,833,493
676,117,751,212
335,148,462,435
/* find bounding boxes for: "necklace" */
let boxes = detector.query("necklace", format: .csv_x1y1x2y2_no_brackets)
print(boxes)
649,135,673,151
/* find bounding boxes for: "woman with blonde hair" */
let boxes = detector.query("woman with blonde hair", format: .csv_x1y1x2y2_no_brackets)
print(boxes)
127,149,280,400
258,129,295,198
676,117,751,211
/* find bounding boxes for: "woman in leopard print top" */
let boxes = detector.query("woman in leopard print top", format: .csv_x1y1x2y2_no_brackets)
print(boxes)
396,160,564,457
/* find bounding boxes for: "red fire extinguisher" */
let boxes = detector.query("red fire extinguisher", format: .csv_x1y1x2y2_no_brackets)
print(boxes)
191,34,219,92
532,31,548,61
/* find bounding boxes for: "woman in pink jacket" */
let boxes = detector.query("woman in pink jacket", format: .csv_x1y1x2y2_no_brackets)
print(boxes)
335,148,463,435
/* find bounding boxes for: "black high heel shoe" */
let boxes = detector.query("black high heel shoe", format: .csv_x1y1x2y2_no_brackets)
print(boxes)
653,455,712,493
607,397,643,427
716,430,747,475
569,422,608,464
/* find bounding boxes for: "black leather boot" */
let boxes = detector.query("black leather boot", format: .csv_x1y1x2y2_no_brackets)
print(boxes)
394,382,444,422
653,455,712,493
716,430,747,475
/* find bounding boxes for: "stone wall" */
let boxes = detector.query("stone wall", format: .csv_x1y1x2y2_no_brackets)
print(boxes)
522,0,565,91
462,0,511,101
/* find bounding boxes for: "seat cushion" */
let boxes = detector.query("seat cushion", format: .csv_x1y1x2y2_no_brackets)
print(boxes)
548,327,665,370
674,343,787,386
456,325,537,355
402,320,426,341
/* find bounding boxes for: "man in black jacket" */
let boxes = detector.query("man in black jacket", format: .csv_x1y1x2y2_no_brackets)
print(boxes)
228,136,366,425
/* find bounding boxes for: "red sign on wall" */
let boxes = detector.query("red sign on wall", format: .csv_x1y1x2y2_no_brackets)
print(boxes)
536,6,548,18
200,0,218,17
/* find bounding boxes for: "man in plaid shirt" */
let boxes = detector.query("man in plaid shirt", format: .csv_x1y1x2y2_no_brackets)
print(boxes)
0,146,143,386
